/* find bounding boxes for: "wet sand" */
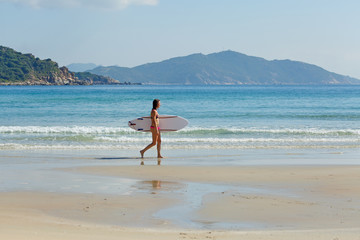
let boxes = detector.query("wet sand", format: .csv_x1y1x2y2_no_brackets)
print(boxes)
73,165,360,229
1,162,360,239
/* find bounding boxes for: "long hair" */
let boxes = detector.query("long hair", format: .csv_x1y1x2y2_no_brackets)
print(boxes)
152,99,160,110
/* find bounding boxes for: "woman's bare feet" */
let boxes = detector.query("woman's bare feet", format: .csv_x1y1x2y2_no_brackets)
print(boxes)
157,155,164,158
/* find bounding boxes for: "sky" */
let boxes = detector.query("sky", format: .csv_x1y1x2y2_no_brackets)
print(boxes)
1,0,360,78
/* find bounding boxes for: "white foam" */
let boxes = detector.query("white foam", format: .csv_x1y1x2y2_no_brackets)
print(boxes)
0,126,137,134
1,143,358,150
1,125,359,136
93,136,360,144
1,125,359,150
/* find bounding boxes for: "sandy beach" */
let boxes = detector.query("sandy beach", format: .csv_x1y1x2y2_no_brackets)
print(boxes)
1,151,360,240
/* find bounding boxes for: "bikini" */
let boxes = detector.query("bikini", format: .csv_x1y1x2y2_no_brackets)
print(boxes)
150,109,160,130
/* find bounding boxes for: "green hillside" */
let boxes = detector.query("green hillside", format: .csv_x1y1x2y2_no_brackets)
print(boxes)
0,46,60,83
0,46,119,85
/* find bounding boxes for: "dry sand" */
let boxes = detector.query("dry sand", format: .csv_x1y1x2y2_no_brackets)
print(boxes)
1,165,360,239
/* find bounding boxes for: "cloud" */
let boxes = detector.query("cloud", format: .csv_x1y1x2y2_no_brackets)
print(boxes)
0,0,159,10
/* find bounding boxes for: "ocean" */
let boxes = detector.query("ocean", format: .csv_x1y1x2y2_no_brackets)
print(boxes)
0,85,359,151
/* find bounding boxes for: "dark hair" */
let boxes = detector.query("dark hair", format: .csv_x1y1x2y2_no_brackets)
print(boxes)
153,99,160,109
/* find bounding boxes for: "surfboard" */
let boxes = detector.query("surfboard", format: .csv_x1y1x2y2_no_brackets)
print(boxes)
128,115,188,132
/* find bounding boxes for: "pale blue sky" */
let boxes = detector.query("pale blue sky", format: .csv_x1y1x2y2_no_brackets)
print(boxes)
1,0,359,78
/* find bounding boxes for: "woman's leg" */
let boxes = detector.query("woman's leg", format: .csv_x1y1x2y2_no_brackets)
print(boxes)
157,131,163,158
140,129,158,158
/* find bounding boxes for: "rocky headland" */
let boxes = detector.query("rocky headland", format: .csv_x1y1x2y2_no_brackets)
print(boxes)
0,46,121,86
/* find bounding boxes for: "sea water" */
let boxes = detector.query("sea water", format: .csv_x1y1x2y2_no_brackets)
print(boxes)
0,85,359,150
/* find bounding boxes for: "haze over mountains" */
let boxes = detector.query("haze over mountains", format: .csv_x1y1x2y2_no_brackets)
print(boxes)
67,63,99,73
81,51,360,85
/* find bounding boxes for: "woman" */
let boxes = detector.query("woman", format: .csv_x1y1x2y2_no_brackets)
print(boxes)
140,99,163,159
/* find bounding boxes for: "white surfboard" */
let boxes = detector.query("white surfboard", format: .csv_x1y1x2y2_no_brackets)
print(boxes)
128,115,188,132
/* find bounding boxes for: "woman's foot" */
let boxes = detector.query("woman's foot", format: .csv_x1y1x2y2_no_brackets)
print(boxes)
140,150,144,158
157,155,164,158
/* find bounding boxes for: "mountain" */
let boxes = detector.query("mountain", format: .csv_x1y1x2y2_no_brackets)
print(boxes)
89,51,360,85
0,46,119,85
73,72,121,85
67,63,99,72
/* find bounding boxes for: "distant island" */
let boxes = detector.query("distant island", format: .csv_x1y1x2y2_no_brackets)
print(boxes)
0,46,139,86
88,50,360,85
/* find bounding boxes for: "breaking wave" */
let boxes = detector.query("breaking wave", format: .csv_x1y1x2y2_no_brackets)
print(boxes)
0,125,359,150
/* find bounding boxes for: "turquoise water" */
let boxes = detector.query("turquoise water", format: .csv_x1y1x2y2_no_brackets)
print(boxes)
0,85,359,150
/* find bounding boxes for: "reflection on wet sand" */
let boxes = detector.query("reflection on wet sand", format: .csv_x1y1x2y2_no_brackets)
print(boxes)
151,180,161,189
140,159,161,166
134,180,185,193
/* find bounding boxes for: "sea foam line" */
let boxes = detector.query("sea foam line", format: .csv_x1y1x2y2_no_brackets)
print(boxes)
1,126,359,136
94,136,360,143
0,126,135,134
1,143,359,150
